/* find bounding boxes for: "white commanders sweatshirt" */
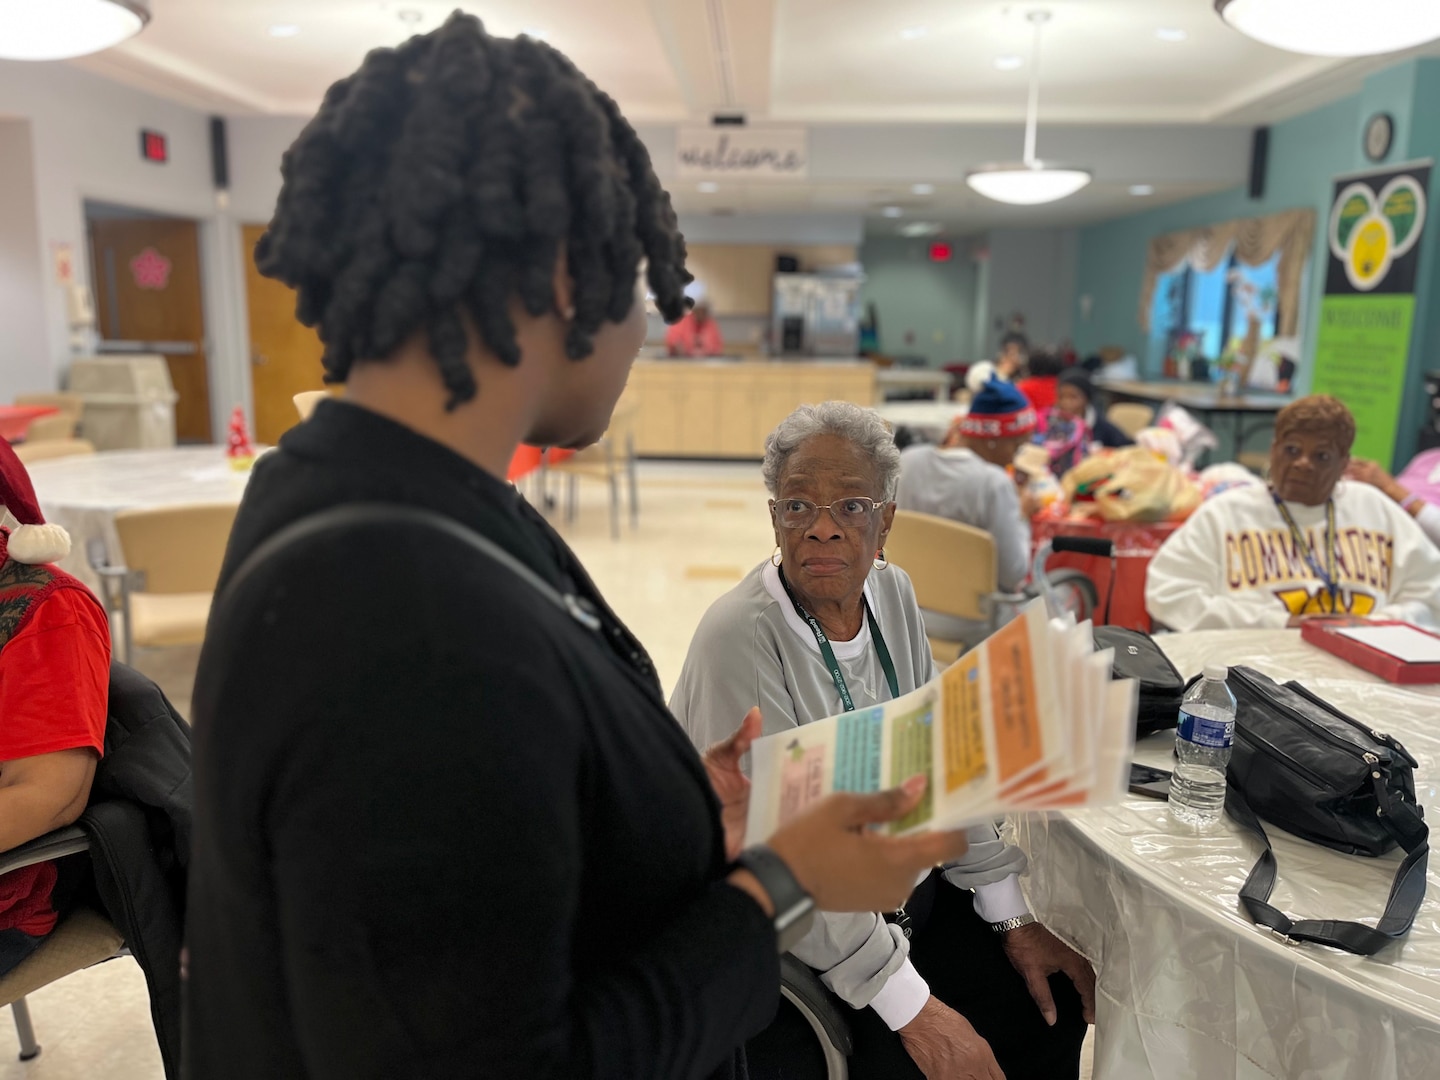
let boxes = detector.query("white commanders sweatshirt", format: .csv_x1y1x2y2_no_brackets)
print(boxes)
1145,480,1440,631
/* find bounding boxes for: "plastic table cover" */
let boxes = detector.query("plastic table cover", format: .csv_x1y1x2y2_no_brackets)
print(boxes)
1013,629,1440,1079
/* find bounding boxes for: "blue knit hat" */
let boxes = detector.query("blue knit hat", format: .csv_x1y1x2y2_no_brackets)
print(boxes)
961,378,1037,438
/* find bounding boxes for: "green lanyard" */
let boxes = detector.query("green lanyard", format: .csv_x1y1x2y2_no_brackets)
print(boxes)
1272,493,1339,608
777,566,901,710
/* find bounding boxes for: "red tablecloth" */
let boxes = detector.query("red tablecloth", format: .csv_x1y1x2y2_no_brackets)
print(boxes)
1032,516,1184,631
0,405,59,443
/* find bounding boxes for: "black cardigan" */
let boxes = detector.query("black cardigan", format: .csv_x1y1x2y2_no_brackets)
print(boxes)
184,402,778,1079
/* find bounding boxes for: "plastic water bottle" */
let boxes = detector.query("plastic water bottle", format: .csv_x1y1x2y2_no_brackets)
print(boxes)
1168,664,1236,827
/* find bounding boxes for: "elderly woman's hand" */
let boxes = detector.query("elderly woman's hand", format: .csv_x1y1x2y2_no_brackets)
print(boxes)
768,777,970,913
703,708,762,861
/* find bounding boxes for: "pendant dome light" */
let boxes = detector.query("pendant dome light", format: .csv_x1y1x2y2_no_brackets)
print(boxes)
0,0,150,62
1215,0,1440,57
966,10,1091,207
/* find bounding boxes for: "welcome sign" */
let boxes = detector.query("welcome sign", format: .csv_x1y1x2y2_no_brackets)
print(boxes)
675,128,808,180
1311,161,1431,463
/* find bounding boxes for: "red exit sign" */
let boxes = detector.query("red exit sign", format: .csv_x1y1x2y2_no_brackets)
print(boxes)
140,129,168,164
929,242,953,262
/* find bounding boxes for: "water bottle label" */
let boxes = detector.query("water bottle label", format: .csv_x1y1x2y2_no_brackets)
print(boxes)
1178,709,1233,749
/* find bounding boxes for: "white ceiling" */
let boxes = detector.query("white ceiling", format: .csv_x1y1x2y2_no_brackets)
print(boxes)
67,0,1440,228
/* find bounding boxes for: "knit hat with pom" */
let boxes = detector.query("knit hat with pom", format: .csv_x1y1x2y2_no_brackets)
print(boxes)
0,439,70,565
960,378,1037,439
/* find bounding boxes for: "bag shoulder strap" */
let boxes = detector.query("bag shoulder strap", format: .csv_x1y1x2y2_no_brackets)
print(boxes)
1225,783,1430,955
220,501,602,634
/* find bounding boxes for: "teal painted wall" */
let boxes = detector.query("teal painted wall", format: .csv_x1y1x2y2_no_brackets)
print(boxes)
1074,58,1440,466
859,236,981,367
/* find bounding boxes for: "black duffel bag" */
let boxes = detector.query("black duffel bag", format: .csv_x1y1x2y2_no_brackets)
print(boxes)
1224,666,1429,955
1094,626,1185,735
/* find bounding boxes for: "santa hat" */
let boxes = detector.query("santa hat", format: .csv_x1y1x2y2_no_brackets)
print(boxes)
0,439,70,565
960,379,1037,440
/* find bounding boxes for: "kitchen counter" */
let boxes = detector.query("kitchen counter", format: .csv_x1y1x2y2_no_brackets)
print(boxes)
626,358,877,458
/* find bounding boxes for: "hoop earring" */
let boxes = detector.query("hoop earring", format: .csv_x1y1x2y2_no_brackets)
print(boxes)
873,549,889,571
771,546,783,567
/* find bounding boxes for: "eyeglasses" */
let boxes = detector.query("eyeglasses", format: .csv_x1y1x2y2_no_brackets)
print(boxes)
771,497,883,530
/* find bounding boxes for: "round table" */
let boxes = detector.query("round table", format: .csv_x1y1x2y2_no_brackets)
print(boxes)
1014,629,1440,1079
26,447,253,591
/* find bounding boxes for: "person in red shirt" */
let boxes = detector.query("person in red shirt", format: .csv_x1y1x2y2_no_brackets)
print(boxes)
1015,351,1062,415
665,300,725,356
0,439,110,975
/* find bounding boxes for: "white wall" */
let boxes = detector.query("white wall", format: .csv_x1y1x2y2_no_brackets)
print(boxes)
0,121,49,401
984,228,1079,353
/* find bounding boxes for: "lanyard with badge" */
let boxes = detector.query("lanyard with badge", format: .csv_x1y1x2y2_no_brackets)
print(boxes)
1272,492,1339,609
776,566,900,708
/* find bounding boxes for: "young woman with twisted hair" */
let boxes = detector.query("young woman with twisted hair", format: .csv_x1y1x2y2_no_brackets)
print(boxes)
185,15,965,1080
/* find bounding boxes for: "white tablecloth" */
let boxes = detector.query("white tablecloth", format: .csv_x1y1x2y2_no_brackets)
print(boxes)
1014,629,1440,1080
27,447,253,591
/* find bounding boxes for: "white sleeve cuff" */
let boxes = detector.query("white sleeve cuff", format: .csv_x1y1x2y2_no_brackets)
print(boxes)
868,958,930,1031
971,875,1029,924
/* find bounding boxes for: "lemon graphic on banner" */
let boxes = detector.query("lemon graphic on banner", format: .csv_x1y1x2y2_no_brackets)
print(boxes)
1346,214,1393,291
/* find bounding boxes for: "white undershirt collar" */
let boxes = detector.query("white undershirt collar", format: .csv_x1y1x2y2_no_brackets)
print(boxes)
761,560,876,661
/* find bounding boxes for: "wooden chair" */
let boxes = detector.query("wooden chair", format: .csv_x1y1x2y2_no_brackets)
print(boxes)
0,828,126,1062
548,395,640,539
884,510,1020,664
1105,402,1155,439
89,503,238,665
14,439,96,465
14,393,84,441
293,390,330,422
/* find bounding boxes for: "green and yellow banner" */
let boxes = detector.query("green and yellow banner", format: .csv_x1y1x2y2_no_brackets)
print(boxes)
1311,163,1430,462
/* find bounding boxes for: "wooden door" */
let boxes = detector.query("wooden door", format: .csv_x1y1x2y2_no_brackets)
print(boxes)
242,223,328,446
88,217,212,442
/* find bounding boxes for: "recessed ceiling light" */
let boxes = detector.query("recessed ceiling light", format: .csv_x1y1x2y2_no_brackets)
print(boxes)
882,206,904,218
697,181,720,193
899,26,928,41
899,222,944,238
994,55,1024,70
1155,27,1188,42
912,183,935,195
523,27,549,40
1130,184,1156,196
268,23,300,38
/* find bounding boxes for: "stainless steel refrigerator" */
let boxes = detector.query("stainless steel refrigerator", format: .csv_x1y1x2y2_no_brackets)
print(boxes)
771,274,863,357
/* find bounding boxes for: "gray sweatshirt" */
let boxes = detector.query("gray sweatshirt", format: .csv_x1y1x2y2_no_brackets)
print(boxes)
670,560,1028,1030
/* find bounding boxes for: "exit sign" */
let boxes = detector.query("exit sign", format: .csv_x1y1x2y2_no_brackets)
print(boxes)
928,242,953,262
140,129,168,164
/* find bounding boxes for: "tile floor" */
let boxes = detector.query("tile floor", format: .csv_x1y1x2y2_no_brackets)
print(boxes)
2,460,1092,1079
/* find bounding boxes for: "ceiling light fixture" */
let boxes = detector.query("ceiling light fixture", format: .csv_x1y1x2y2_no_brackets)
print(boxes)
1130,184,1155,196
899,222,944,238
882,206,904,218
522,27,549,40
697,181,720,193
899,26,929,41
268,23,300,38
966,10,1092,206
1155,27,1188,42
912,183,935,195
993,54,1024,70
0,0,150,60
1214,0,1440,56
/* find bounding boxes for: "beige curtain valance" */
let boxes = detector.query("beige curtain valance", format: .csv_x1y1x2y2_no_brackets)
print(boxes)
1138,208,1315,339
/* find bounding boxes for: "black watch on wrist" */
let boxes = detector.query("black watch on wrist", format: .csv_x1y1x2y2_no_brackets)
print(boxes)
734,845,816,953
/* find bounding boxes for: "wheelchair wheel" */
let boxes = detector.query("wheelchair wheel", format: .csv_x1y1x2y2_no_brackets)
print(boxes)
1045,568,1099,622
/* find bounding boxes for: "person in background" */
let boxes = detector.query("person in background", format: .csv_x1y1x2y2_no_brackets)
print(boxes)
673,402,1094,1080
0,441,110,975
185,17,965,1079
1146,395,1440,631
966,331,1029,397
666,299,725,356
1015,351,1063,414
898,380,1037,644
1348,456,1440,547
1053,369,1133,449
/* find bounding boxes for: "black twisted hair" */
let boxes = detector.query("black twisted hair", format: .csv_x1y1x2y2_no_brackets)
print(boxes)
255,12,691,408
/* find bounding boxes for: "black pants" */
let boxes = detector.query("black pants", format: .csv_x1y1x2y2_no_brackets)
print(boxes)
748,876,1088,1080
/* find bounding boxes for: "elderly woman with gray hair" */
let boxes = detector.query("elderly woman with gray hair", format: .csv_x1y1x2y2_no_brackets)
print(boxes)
672,402,1094,1080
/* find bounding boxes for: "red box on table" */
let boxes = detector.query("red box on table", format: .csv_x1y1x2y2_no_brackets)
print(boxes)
1300,618,1440,685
